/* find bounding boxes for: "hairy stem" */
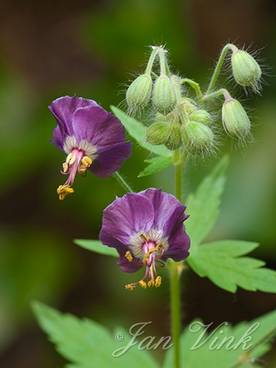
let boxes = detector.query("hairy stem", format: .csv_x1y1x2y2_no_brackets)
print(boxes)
145,46,160,75
158,47,169,75
181,78,203,98
169,149,185,368
169,260,183,368
202,88,232,102
206,43,238,94
113,172,133,192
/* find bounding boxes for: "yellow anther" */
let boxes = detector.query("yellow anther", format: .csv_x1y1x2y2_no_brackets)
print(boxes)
125,283,136,291
155,276,162,287
147,279,154,288
125,251,133,262
138,280,147,288
82,156,92,167
57,185,74,200
62,162,69,173
79,156,93,174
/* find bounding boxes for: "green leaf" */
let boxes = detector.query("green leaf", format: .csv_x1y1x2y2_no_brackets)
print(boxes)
188,240,276,293
186,156,229,253
163,310,276,368
111,106,171,157
138,156,172,177
33,302,158,368
74,239,118,257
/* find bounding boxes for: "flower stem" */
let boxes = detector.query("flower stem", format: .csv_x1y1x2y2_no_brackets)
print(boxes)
113,172,133,192
145,46,160,75
181,78,203,99
169,149,185,368
206,43,238,94
202,88,232,102
158,47,169,75
169,260,182,368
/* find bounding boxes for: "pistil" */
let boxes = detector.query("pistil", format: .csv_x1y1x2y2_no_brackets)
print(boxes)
57,148,93,200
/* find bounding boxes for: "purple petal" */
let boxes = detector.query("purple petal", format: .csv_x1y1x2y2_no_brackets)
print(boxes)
162,223,190,261
49,96,97,138
118,253,143,273
52,126,64,150
141,188,187,237
90,142,131,177
99,192,154,250
72,105,127,147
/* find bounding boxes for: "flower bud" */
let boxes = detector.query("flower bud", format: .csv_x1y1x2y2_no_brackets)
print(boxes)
126,74,152,111
152,75,176,113
182,121,214,153
165,121,182,150
178,97,197,114
222,98,251,138
231,50,262,91
189,109,213,125
146,121,169,145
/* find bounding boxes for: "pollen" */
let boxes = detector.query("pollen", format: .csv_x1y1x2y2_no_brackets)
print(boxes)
125,251,133,262
57,184,74,200
125,283,136,291
155,276,162,287
79,156,93,174
138,280,147,288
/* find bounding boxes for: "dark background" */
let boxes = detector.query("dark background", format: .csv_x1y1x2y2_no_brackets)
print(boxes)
0,0,276,366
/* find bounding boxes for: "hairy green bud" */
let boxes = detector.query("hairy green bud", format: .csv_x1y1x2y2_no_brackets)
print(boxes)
178,97,197,114
189,109,213,125
231,50,262,91
222,98,251,138
152,75,176,113
165,121,182,150
146,121,169,145
126,74,152,111
182,120,214,153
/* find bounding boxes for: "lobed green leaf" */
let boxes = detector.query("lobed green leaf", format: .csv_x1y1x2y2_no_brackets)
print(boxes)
186,156,229,254
138,156,172,177
33,302,158,368
111,106,171,157
74,239,118,257
188,240,276,293
163,310,276,368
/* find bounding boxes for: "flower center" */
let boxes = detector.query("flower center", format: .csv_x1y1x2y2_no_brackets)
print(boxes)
57,148,93,200
125,230,168,291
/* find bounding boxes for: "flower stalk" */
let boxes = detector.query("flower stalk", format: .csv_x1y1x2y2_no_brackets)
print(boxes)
113,172,133,193
206,43,238,93
169,149,185,368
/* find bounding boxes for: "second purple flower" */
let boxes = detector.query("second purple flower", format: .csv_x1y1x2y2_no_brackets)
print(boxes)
50,96,131,200
100,188,190,290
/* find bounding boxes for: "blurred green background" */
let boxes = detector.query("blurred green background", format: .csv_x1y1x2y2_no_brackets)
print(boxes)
0,0,276,366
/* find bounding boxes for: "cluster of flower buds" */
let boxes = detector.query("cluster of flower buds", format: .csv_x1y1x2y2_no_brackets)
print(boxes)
126,44,262,155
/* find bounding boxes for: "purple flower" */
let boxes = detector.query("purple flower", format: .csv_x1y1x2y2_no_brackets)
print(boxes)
50,96,131,200
100,188,190,290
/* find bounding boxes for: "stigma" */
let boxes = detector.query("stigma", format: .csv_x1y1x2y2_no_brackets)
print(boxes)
124,230,168,290
57,148,93,200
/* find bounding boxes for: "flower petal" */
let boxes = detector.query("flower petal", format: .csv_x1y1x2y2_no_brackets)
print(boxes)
118,253,143,273
99,193,154,250
141,188,187,237
162,223,190,261
72,105,127,147
49,96,97,137
52,126,64,150
90,142,131,177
